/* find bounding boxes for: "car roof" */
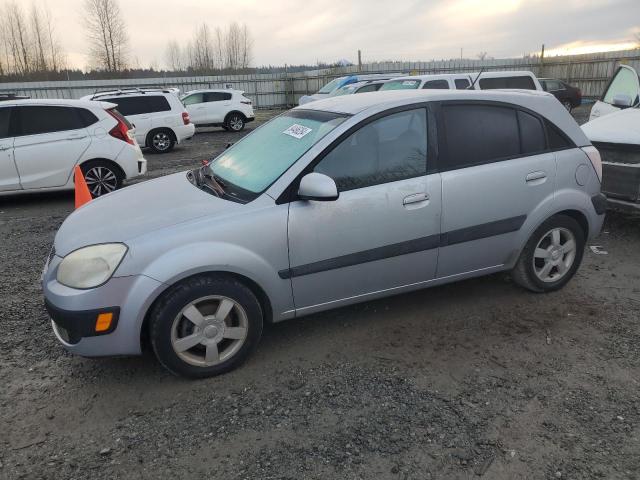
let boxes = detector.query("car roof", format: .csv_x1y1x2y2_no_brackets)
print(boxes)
0,98,115,109
298,88,589,147
184,89,241,95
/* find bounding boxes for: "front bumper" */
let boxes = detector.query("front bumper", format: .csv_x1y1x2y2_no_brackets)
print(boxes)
43,261,164,356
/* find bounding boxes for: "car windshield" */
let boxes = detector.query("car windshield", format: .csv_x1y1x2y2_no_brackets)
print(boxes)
209,110,347,199
332,85,358,96
318,77,347,94
380,79,420,91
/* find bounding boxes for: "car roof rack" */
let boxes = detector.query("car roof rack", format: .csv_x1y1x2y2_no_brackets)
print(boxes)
89,87,176,100
0,92,30,100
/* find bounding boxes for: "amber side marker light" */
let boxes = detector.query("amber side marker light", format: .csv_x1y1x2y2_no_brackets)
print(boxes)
95,312,114,333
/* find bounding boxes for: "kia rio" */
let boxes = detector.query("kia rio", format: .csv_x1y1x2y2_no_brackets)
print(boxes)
42,89,606,378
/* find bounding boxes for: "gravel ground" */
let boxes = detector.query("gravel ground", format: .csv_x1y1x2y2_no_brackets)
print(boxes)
1,105,639,480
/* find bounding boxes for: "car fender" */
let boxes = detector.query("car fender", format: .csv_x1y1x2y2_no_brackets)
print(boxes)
136,241,294,322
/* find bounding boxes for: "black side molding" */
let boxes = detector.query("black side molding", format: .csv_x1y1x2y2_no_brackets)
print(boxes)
591,193,607,215
279,215,526,279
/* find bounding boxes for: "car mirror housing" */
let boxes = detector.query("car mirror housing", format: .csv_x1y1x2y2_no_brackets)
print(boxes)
297,172,339,201
612,94,633,109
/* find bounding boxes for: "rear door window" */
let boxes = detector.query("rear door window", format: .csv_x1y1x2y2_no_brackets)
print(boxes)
356,83,382,93
0,107,11,138
13,106,85,136
441,104,520,169
478,76,536,90
423,80,449,89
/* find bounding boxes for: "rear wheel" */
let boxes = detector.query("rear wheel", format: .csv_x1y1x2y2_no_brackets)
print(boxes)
225,113,245,132
511,215,585,292
80,160,123,197
148,129,175,153
149,275,263,378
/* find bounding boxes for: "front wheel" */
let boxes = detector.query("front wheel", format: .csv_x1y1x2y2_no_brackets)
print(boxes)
225,113,245,132
149,275,263,378
511,215,585,293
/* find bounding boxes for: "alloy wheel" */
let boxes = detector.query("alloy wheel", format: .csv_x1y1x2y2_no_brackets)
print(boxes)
533,227,577,283
170,295,249,367
84,166,118,197
153,132,171,151
229,115,244,131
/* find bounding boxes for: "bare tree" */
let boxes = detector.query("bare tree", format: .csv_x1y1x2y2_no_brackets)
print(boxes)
240,23,253,69
225,22,241,70
83,0,129,71
477,51,488,60
165,40,183,71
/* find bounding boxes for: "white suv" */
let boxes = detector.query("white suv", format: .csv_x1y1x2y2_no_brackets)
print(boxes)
181,89,255,131
82,89,195,153
0,98,146,197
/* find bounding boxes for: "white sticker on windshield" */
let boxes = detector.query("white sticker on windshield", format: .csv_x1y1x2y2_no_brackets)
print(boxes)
402,81,416,86
283,124,312,139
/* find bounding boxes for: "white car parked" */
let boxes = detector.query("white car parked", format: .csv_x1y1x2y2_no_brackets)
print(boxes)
180,89,255,131
81,89,195,153
380,71,542,91
0,98,146,197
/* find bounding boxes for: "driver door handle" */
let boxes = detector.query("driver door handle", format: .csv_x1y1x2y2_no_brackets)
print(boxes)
403,192,429,205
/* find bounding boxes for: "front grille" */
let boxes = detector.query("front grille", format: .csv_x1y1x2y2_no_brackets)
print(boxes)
594,142,640,203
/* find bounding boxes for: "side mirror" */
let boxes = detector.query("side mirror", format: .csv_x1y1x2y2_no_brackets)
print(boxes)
298,172,339,201
612,94,633,109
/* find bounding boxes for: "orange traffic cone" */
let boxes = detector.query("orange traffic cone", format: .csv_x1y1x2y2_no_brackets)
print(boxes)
74,165,92,209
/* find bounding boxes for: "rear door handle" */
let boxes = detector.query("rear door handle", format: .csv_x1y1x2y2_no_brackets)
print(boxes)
526,171,547,182
403,192,429,205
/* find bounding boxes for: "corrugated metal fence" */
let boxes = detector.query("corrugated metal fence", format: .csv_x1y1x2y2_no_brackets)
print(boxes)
1,49,638,108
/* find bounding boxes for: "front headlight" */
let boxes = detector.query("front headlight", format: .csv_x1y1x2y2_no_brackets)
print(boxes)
57,243,128,289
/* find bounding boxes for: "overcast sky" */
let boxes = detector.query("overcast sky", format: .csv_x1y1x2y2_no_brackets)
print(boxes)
19,0,640,69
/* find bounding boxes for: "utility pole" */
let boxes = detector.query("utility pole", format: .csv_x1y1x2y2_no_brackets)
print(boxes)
540,43,545,76
460,47,463,60
357,50,362,72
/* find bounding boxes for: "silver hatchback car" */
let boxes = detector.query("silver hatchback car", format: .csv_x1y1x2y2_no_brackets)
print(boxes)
43,89,606,378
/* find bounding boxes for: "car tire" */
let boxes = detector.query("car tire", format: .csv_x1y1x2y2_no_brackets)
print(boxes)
147,129,175,153
149,274,263,378
225,113,245,132
511,214,585,293
80,160,123,198
562,100,572,112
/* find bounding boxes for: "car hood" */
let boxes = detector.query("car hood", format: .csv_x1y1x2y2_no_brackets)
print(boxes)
54,172,242,256
581,107,640,145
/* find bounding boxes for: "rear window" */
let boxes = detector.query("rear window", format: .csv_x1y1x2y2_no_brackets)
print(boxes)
0,107,10,138
478,76,536,90
423,80,449,90
13,106,86,136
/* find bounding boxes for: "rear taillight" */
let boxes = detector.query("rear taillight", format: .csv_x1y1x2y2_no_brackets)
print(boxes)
182,112,190,125
106,109,134,145
581,145,602,182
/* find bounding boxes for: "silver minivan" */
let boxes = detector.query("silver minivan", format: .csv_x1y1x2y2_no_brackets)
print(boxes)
43,89,606,378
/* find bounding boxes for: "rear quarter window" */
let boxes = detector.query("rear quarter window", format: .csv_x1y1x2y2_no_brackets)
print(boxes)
76,108,99,127
423,80,449,89
145,95,172,112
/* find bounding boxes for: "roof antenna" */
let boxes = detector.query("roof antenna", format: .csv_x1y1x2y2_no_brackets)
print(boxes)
467,67,485,89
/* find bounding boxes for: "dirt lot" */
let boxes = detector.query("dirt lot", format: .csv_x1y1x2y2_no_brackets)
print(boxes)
1,106,639,480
